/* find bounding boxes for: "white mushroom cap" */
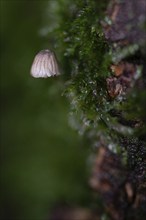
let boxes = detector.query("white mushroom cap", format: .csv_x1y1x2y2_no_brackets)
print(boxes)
31,49,60,78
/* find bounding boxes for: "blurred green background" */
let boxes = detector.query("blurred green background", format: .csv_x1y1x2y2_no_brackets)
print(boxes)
1,1,89,220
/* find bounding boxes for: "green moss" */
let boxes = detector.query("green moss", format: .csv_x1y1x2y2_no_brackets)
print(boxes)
55,1,113,140
49,0,146,150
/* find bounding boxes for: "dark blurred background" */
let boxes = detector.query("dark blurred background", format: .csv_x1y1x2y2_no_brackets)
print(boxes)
1,1,89,220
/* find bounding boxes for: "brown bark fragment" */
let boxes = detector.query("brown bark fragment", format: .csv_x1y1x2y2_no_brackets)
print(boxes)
102,0,146,45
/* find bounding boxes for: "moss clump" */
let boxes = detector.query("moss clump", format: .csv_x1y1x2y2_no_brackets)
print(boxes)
56,1,114,143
